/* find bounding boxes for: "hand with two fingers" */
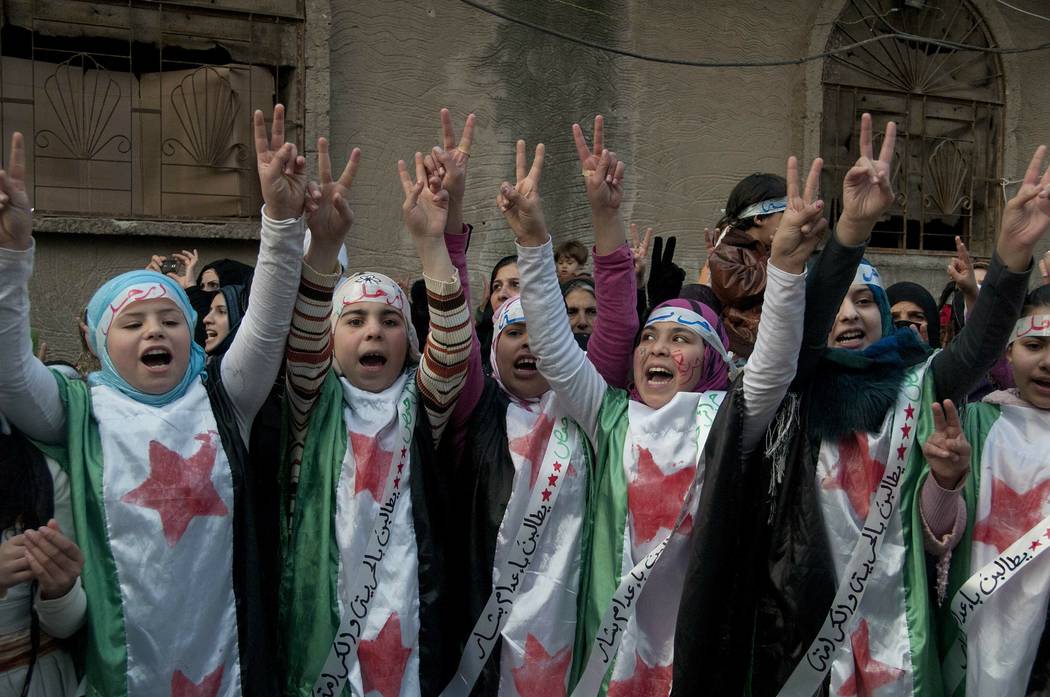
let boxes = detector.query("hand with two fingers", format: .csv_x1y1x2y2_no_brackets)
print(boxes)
997,144,1050,273
496,140,547,247
646,236,686,308
771,155,828,275
947,236,980,305
254,104,309,222
303,138,360,273
837,113,898,246
922,400,971,490
630,223,655,285
423,108,475,235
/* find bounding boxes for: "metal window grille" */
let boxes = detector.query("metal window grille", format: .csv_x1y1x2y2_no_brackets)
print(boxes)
820,0,1004,254
0,0,305,220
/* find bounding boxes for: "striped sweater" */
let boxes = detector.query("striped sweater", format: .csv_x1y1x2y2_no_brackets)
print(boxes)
284,254,472,512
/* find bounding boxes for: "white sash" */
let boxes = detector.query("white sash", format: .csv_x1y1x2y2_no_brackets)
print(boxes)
440,405,580,697
943,404,1050,697
778,359,930,697
571,391,723,697
312,375,418,697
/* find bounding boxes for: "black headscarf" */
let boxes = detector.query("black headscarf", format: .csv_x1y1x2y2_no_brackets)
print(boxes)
196,258,254,289
206,283,249,359
887,280,941,348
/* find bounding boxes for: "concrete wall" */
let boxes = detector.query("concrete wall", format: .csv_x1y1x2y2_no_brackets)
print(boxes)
24,0,1050,360
326,0,1050,296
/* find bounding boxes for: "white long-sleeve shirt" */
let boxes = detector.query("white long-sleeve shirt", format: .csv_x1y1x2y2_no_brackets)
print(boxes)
515,236,806,453
0,210,304,444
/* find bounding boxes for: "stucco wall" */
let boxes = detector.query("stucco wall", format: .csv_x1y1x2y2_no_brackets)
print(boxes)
24,0,1050,361
327,0,1050,297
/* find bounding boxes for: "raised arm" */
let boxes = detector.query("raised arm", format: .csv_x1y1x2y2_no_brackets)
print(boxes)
929,145,1048,402
0,132,65,443
284,139,361,483
221,105,310,441
740,155,827,452
794,113,897,388
399,148,471,445
504,142,610,439
573,115,639,388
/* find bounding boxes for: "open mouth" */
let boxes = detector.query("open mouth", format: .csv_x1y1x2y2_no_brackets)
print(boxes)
205,329,218,340
513,356,538,374
1031,376,1050,390
834,329,865,347
141,348,172,368
359,352,388,369
645,366,675,385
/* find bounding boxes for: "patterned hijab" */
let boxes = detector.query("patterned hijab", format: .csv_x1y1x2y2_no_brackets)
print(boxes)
85,270,206,406
331,271,420,375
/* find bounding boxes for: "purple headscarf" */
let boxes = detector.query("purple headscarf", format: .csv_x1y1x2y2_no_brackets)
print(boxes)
630,298,731,401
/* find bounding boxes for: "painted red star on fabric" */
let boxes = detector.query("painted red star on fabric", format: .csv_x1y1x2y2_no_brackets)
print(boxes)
607,652,673,697
509,412,557,488
511,634,572,697
122,433,228,547
171,665,224,697
837,619,903,696
822,434,885,520
627,447,695,544
358,612,412,697
350,432,395,501
973,477,1050,553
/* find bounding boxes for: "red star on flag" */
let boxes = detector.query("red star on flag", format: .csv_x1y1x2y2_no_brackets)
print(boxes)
900,424,911,439
509,412,557,489
973,477,1050,553
358,612,412,697
822,434,885,520
171,665,223,697
627,447,695,544
904,404,915,420
511,634,571,697
122,433,228,547
1031,540,1041,551
350,432,395,501
837,619,903,696
607,652,672,697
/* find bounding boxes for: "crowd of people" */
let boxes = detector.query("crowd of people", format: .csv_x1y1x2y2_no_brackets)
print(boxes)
1,101,1049,697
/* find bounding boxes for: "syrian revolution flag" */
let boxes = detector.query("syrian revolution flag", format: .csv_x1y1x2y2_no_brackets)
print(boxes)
940,401,1050,697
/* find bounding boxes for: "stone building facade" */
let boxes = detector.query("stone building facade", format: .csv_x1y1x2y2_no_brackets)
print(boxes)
11,0,1050,360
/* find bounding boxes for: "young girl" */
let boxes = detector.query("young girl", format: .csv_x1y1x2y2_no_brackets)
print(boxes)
278,132,473,696
0,417,85,697
673,128,1046,697
0,105,309,696
927,285,1050,695
433,119,641,697
505,122,827,694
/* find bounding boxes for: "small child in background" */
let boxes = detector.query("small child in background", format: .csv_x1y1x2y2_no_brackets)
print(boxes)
555,239,588,282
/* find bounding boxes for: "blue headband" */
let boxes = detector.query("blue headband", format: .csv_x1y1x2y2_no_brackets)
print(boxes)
85,270,206,406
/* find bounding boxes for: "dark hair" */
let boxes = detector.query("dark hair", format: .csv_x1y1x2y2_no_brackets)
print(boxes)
1024,284,1050,314
555,240,588,265
715,173,787,232
561,275,595,299
489,255,518,285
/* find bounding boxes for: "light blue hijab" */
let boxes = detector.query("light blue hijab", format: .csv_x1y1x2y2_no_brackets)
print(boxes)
85,270,206,406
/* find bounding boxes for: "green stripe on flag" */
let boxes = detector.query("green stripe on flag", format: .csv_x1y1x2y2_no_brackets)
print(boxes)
34,370,130,697
570,388,631,693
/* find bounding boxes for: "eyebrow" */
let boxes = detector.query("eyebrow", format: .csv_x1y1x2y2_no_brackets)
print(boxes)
344,308,401,318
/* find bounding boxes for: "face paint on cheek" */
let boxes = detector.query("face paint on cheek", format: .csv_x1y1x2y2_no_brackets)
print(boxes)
672,349,703,380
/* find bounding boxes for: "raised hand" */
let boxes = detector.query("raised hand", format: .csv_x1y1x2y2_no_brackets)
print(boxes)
646,236,686,308
400,152,449,242
23,520,84,600
254,104,309,221
922,400,971,489
304,137,359,272
424,109,475,235
839,113,897,245
573,116,626,213
497,141,547,246
0,132,32,251
631,223,655,284
771,156,827,274
0,534,30,592
947,235,979,304
997,145,1050,272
